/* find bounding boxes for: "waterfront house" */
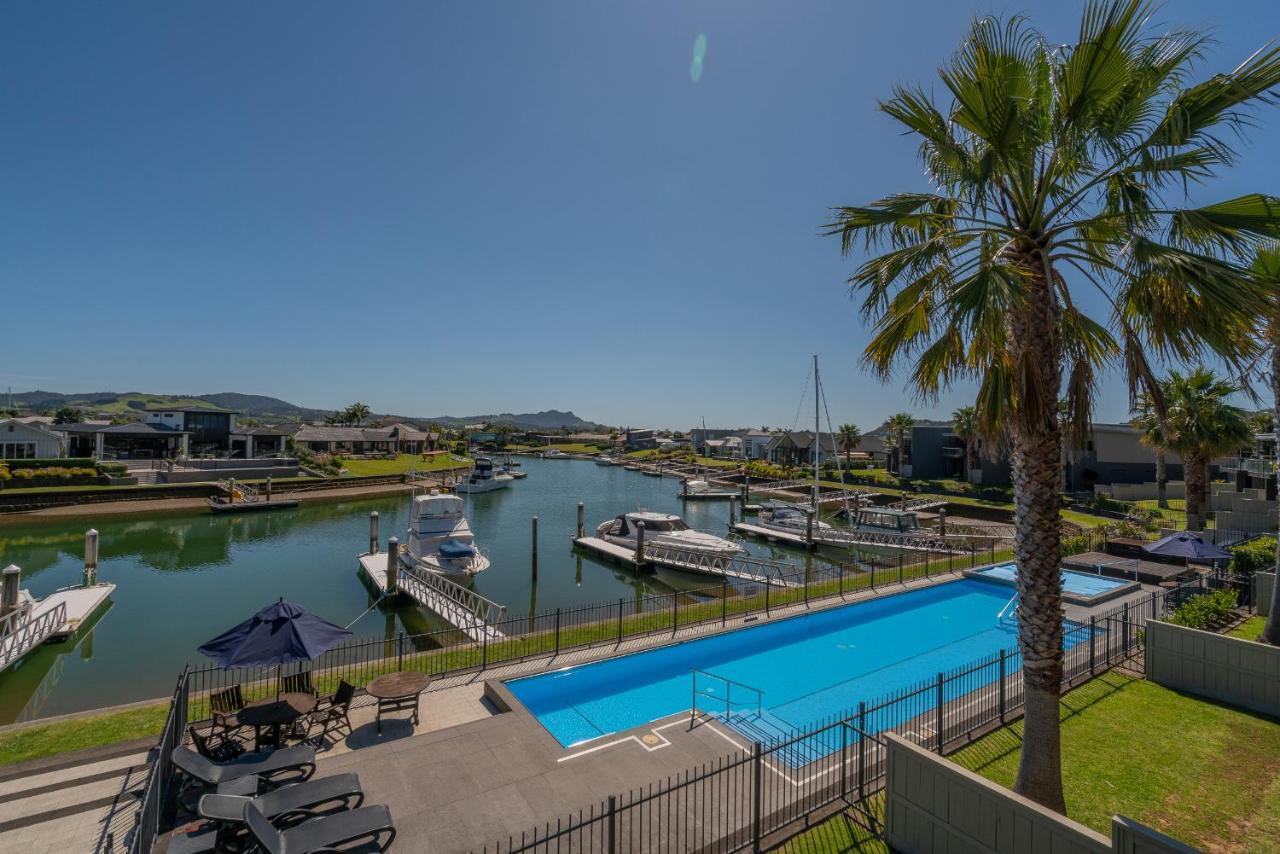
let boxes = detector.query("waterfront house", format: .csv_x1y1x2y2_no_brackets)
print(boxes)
54,421,191,459
765,431,839,467
0,419,67,459
624,428,657,450
229,425,292,458
293,426,396,456
383,422,430,454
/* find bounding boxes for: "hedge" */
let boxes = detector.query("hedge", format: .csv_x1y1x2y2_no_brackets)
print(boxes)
1,457,97,469
1229,536,1277,576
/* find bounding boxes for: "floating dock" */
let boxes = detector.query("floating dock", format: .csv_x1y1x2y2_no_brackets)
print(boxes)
358,553,504,642
0,583,115,671
573,536,798,587
733,521,963,554
732,522,812,548
209,498,299,514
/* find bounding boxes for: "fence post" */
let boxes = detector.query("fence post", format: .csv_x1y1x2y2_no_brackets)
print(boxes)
898,556,903,586
752,741,764,853
482,626,488,669
722,579,728,626
554,608,561,655
857,702,867,801
840,720,849,797
1089,616,1097,673
607,794,618,854
1122,602,1131,655
804,572,809,607
397,632,404,669
838,565,844,598
998,649,1006,721
765,579,770,616
617,598,624,645
935,672,944,752
672,593,678,635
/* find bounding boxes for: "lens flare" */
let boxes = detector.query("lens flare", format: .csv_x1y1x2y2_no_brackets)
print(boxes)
690,33,707,83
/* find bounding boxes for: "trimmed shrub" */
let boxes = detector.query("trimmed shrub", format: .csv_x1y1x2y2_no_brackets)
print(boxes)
1229,536,1277,577
97,462,128,477
1168,588,1239,630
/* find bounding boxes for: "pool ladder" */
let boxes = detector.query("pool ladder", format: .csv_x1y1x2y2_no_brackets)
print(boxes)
997,593,1019,624
690,669,764,729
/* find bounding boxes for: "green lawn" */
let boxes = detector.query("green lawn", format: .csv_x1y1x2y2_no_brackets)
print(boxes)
949,671,1280,851
1227,615,1269,641
340,454,471,477
787,670,1280,853
0,703,170,765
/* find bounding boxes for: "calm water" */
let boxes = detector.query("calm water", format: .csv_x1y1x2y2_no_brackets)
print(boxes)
0,458,839,723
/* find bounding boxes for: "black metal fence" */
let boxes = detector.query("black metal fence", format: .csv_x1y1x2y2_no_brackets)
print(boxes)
473,575,1249,853
183,543,1001,721
128,667,188,854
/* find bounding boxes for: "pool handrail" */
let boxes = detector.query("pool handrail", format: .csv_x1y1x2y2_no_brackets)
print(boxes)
690,669,764,728
997,593,1019,623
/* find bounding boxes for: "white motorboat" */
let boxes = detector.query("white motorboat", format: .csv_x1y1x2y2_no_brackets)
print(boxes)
454,457,511,494
757,501,834,535
835,506,924,535
596,511,744,558
401,491,490,576
594,455,619,466
542,448,568,458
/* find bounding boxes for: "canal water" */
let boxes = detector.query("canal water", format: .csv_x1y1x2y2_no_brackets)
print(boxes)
0,458,842,723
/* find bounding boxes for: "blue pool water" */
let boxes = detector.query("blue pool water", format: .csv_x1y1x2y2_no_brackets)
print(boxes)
971,562,1130,597
507,580,1039,748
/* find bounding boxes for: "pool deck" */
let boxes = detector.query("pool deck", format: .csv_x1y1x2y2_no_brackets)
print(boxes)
167,569,1161,852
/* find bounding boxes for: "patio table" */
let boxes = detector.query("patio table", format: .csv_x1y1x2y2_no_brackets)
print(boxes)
238,692,316,751
366,671,429,734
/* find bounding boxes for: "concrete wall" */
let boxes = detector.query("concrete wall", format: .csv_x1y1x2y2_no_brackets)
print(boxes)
1146,620,1280,719
1258,572,1275,618
160,464,298,483
1096,481,1187,502
884,734,1197,854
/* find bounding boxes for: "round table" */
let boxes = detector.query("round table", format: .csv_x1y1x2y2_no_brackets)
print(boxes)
238,692,317,751
365,671,429,734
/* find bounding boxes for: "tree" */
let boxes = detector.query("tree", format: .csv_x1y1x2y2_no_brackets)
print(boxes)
951,406,979,483
1249,410,1275,435
53,406,83,425
1159,369,1252,531
1131,392,1172,509
1255,246,1280,645
346,403,371,427
837,423,862,465
827,1,1280,809
885,413,915,475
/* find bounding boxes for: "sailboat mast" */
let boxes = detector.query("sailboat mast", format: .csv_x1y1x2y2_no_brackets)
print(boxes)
813,354,820,508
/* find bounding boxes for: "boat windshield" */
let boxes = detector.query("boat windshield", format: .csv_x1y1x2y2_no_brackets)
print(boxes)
638,518,688,532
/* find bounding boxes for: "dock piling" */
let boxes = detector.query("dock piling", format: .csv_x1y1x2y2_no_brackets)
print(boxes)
682,478,689,499
83,529,99,587
386,537,399,594
369,511,380,555
938,508,947,537
728,496,736,526
577,502,585,539
228,477,237,505
266,475,273,502
531,516,539,582
1,565,19,619
635,522,646,566
805,509,815,548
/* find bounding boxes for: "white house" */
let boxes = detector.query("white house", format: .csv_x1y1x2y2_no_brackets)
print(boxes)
0,419,67,459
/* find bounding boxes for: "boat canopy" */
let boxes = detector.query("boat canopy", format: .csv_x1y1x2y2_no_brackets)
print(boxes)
413,494,463,517
438,539,476,558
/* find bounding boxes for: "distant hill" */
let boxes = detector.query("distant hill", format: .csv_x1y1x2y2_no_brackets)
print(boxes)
7,390,604,431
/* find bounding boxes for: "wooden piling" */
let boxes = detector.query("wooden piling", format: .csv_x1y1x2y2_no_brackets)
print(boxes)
938,508,947,537
805,509,815,548
728,496,737,526
386,537,399,593
266,475,273,502
532,516,539,582
577,502,585,539
84,529,99,587
635,521,646,566
1,565,19,619
682,478,689,499
369,511,380,555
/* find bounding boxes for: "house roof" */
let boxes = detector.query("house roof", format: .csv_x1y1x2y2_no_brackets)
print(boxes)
144,405,238,414
766,431,839,453
97,422,189,436
0,418,64,440
386,423,428,440
231,426,293,437
294,426,394,443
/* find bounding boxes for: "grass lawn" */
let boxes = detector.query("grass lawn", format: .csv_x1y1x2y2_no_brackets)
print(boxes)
0,703,170,766
1227,614,1269,641
340,454,471,477
786,670,1280,852
532,443,612,455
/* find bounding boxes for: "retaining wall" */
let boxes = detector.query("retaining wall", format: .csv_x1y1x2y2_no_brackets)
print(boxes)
1145,620,1280,718
1258,572,1275,618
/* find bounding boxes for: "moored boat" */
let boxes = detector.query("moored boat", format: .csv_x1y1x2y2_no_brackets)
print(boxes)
401,491,490,577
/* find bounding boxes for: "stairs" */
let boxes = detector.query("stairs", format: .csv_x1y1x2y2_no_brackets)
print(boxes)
0,738,155,853
719,710,841,769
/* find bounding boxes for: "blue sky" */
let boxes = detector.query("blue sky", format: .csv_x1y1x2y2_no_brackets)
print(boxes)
3,1,1278,429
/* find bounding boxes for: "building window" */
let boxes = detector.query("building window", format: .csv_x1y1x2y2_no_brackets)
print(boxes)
2,442,36,459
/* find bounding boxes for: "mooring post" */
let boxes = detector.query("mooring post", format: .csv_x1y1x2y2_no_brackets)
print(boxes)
1,565,20,619
83,529,99,587
531,516,539,582
728,496,736,526
228,477,237,504
576,502,585,540
386,537,399,594
805,509,814,548
938,507,947,537
635,521,646,567
369,511,380,555
266,475,273,502
682,478,689,499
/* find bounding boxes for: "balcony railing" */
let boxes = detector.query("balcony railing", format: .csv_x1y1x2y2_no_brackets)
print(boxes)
1220,457,1274,477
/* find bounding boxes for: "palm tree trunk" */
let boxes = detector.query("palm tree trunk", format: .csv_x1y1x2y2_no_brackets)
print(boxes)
1184,451,1206,531
1155,451,1168,509
1008,265,1067,813
964,441,974,484
1262,338,1280,645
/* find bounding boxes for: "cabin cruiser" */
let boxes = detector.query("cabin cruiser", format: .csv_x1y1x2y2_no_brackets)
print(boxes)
542,448,567,458
594,455,619,466
757,501,834,534
401,491,490,576
596,511,744,558
454,457,511,494
835,506,923,535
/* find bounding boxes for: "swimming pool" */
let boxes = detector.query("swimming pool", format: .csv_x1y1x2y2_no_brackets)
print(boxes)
966,561,1139,605
506,580,1051,749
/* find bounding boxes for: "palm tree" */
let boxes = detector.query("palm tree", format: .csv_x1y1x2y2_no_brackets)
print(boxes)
837,423,862,465
884,413,915,475
1159,369,1252,531
1131,393,1172,509
951,406,978,484
1249,410,1275,435
827,1,1280,810
1253,246,1280,645
347,403,371,427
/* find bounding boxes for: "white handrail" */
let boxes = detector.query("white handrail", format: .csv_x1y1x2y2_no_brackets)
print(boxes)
0,601,68,670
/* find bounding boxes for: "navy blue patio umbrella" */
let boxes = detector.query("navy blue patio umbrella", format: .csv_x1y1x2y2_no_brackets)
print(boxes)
1142,532,1232,563
198,599,352,670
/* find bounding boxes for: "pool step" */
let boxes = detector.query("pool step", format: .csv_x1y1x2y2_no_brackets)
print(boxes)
721,711,835,768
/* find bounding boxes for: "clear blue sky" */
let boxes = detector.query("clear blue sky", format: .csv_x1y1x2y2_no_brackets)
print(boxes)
3,1,1278,429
